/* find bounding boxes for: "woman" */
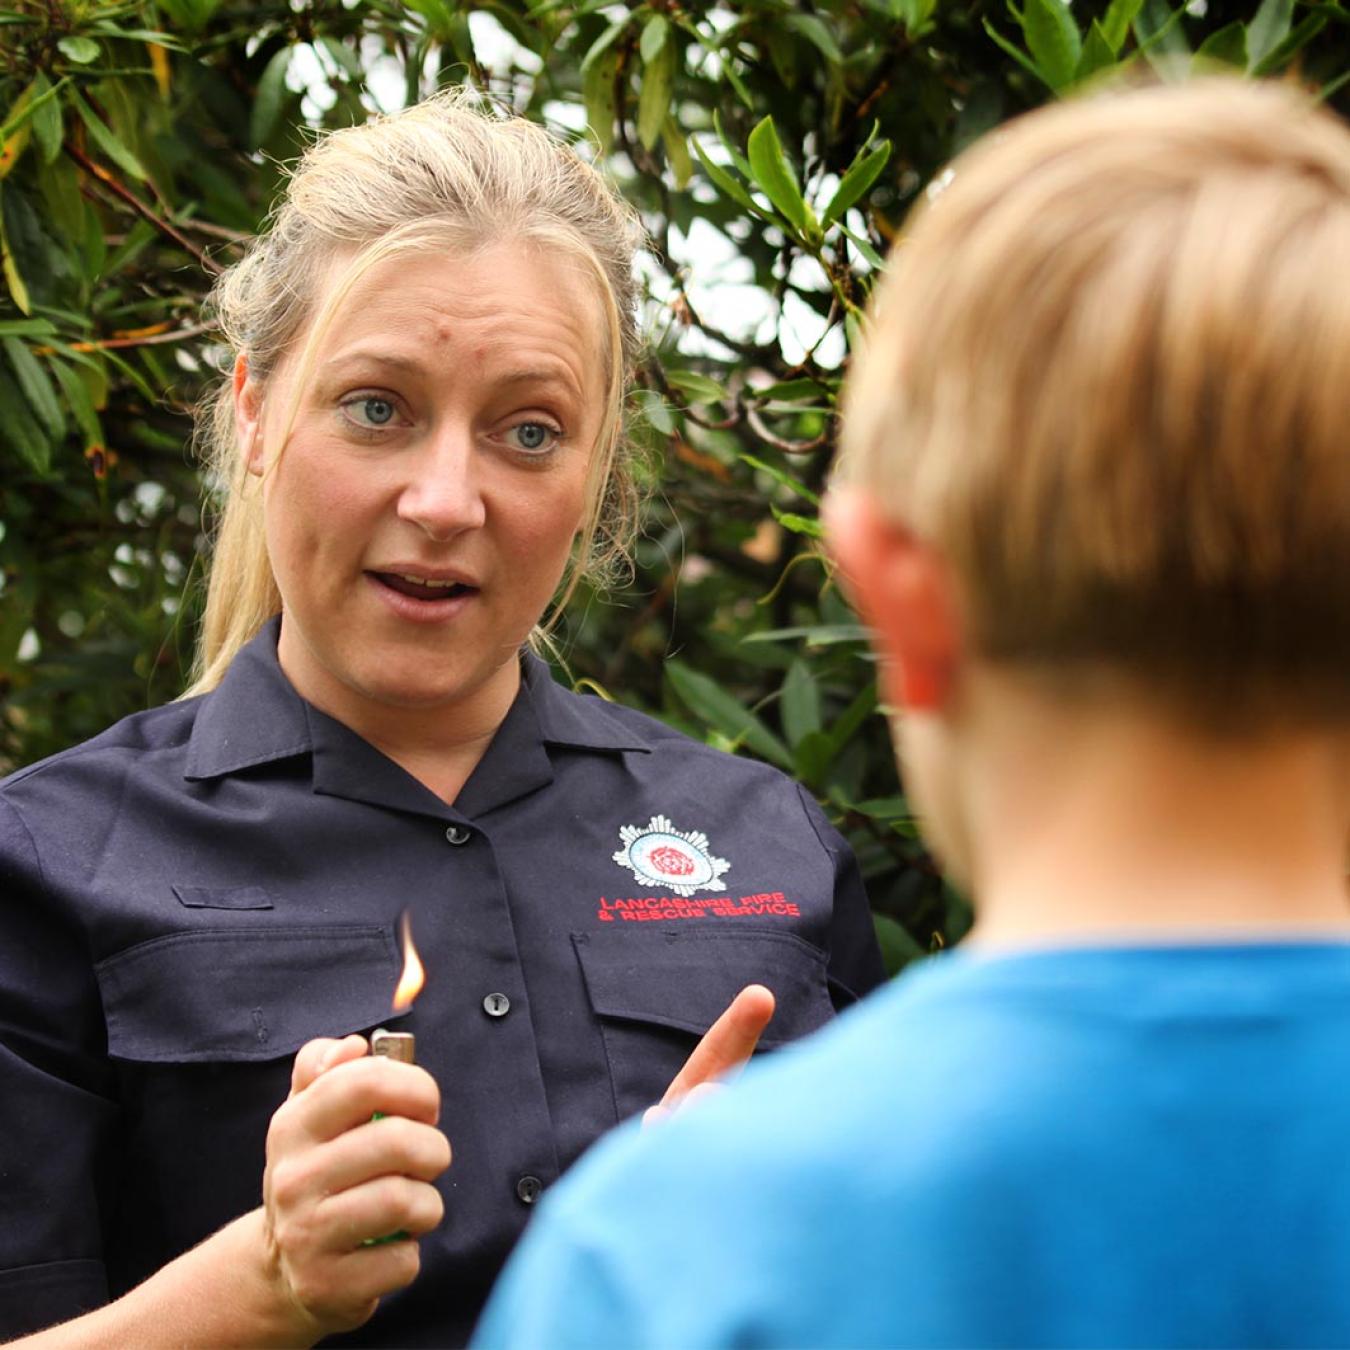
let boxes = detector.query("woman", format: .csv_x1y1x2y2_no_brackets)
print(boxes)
0,90,884,1347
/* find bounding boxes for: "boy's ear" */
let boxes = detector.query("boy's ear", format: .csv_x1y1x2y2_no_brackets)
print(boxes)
233,355,266,477
823,487,961,713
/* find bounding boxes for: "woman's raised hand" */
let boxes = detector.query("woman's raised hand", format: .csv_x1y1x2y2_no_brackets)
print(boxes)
261,1034,452,1339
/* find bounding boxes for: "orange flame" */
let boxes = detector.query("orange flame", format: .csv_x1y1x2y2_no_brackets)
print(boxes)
392,912,425,1012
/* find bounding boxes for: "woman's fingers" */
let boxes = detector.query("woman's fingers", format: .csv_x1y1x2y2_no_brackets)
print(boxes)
659,984,776,1107
261,1039,453,1336
276,1055,442,1149
290,1034,369,1097
271,1113,452,1208
314,1172,447,1249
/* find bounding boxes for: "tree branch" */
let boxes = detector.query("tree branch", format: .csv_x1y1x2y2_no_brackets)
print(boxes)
66,144,223,276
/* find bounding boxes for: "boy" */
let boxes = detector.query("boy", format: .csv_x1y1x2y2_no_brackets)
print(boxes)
475,79,1350,1347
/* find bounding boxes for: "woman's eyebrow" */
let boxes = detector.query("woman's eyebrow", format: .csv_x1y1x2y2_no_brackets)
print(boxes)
320,348,426,378
494,365,585,399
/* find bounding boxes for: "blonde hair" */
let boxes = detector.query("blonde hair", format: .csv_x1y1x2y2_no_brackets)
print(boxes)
839,78,1350,727
187,88,644,695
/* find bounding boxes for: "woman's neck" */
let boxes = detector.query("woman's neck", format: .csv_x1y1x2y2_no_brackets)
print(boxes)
276,632,521,806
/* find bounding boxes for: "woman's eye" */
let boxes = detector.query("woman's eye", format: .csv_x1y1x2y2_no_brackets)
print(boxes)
507,421,559,454
343,396,398,428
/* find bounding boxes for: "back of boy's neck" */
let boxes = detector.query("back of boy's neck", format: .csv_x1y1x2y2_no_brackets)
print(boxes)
960,696,1350,953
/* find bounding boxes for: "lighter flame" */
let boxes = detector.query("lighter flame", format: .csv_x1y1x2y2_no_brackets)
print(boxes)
392,912,425,1012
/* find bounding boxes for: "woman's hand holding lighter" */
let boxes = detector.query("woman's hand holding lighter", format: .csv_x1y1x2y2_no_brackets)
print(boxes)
260,1033,452,1340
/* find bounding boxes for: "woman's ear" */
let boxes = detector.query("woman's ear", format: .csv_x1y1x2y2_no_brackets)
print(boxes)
233,355,266,477
823,487,962,714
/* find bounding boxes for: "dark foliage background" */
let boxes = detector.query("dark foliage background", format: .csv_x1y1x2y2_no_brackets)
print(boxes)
2,0,1347,970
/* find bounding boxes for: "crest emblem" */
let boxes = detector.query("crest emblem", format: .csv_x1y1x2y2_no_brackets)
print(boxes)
613,814,730,897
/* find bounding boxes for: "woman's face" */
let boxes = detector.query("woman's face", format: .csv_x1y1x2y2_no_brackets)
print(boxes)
235,242,608,727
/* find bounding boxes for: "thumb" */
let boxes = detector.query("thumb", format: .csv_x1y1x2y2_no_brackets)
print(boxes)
289,1033,368,1098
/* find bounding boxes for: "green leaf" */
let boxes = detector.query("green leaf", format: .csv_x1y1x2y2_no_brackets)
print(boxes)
660,116,692,189
724,60,753,110
0,187,30,314
792,729,836,786
743,623,869,646
666,369,727,405
1075,20,1118,81
665,660,793,769
785,12,842,64
50,357,102,448
747,116,817,240
714,109,753,180
1246,0,1292,69
28,73,63,164
1133,0,1189,64
1252,13,1325,76
637,39,676,152
57,36,101,64
839,222,884,270
639,13,668,65
1192,22,1247,71
1021,0,1082,90
823,139,890,226
2,338,65,440
580,18,628,74
153,0,222,31
632,388,676,435
1101,0,1144,52
891,0,937,35
0,318,55,338
250,46,294,149
984,18,1049,85
754,377,830,403
740,453,821,505
873,912,926,975
781,659,822,748
0,364,50,471
770,505,823,538
582,45,621,156
691,137,761,215
71,91,146,180
823,679,879,757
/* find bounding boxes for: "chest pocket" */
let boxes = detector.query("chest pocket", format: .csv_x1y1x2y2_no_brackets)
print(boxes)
572,927,834,1124
95,924,401,1063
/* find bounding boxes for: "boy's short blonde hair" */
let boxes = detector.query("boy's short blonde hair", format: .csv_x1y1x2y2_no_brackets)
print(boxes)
839,80,1350,728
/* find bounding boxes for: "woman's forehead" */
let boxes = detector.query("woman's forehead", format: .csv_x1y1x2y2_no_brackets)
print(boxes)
305,241,609,386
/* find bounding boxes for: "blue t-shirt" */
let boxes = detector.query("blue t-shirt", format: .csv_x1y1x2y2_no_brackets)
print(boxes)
476,942,1350,1348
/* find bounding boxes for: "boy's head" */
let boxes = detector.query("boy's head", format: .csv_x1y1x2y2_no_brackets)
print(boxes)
829,79,1350,886
834,78,1350,726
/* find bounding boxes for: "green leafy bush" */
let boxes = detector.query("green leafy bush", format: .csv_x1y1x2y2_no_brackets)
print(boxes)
2,0,1346,967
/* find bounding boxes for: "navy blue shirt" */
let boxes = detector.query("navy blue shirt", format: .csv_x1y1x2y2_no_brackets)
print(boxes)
0,620,884,1345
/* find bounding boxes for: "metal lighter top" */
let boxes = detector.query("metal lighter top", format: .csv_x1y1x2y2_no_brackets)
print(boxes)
370,1027,416,1064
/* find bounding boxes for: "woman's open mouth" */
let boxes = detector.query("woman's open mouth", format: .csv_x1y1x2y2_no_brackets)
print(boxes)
371,572,477,601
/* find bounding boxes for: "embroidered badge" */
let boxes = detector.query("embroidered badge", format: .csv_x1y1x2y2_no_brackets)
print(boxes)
612,814,730,897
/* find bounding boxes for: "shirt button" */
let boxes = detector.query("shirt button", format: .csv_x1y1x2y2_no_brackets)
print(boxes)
516,1175,543,1205
482,992,511,1018
444,824,471,846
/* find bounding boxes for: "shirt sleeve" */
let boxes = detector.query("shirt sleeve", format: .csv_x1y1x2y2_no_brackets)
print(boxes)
795,785,887,1006
0,794,116,1336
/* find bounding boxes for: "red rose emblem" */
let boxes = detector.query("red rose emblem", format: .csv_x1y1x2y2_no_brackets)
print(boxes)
649,845,696,877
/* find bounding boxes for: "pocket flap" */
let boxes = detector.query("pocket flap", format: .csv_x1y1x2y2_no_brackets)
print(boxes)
96,925,401,1063
572,927,833,1047
172,884,274,910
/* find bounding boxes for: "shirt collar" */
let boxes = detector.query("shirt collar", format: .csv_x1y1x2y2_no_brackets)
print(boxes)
185,621,651,813
518,650,653,757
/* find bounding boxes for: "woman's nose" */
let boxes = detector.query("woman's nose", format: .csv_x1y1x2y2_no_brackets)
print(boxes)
396,430,487,540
